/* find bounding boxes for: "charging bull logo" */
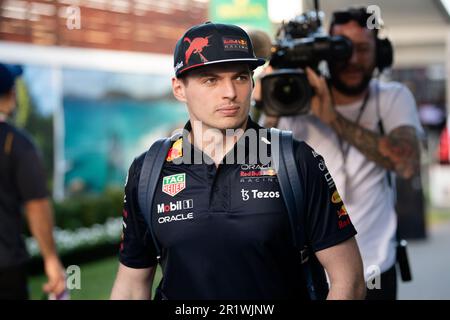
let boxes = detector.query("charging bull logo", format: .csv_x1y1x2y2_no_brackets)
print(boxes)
184,36,211,64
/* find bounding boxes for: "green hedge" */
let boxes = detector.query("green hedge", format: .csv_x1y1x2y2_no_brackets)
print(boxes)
52,187,124,230
26,187,125,269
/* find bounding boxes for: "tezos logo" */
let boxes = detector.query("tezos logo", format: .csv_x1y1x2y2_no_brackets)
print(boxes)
241,189,280,201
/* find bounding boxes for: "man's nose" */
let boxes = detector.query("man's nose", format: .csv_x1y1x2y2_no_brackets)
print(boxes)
221,78,237,100
349,48,359,64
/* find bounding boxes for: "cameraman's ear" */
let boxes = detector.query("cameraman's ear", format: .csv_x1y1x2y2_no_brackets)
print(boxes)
252,77,255,88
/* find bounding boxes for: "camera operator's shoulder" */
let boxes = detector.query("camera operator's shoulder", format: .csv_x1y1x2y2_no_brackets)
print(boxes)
376,80,414,100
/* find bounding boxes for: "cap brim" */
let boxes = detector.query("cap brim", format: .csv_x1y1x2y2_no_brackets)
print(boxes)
177,58,266,77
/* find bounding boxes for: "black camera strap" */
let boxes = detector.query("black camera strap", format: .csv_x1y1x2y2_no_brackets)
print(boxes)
337,90,370,158
335,90,370,197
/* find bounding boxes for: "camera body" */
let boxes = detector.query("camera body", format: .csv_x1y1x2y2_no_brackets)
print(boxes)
260,11,353,116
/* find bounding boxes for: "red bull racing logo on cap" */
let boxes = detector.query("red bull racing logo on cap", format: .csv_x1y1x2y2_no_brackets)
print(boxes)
223,37,249,52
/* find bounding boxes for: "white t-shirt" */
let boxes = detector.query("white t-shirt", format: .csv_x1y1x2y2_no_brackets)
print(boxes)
277,79,423,279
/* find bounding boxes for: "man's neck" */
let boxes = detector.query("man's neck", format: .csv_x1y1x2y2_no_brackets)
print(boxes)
331,87,369,106
189,118,248,166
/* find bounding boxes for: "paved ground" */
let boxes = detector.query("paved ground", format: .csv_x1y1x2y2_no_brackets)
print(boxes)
398,221,450,300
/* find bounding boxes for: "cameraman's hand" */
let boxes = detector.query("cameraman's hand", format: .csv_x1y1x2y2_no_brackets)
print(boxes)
306,67,338,125
253,65,273,101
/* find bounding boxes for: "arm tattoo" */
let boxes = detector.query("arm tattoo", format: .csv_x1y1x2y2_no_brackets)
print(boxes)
329,113,420,178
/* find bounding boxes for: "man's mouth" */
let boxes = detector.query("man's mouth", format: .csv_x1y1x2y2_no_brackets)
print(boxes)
216,105,240,116
340,68,365,83
343,67,362,74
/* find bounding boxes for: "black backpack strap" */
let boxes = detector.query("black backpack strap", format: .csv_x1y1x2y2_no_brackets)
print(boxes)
271,128,327,300
137,137,173,260
270,129,305,252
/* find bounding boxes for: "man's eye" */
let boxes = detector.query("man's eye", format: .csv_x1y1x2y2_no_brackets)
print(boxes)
236,75,249,81
204,78,217,84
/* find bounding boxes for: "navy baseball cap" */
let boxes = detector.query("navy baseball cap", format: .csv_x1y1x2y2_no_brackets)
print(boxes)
0,63,23,95
173,22,266,77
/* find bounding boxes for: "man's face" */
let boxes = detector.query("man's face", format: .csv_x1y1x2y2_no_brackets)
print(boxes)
329,21,377,96
0,89,16,116
172,63,253,131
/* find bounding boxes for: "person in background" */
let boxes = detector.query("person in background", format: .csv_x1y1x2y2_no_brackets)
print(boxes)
0,63,66,299
257,7,423,300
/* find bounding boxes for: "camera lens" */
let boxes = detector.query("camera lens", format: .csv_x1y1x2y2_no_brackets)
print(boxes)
272,77,301,105
261,70,312,116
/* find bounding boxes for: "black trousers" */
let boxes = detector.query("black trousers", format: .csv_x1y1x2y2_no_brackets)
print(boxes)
365,264,397,300
0,264,29,300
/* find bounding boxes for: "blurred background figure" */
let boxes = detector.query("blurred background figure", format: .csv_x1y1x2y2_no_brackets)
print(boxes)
247,29,275,124
252,5,424,300
301,7,419,300
0,63,66,299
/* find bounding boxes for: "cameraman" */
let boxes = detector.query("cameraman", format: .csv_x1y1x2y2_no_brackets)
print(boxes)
262,7,423,300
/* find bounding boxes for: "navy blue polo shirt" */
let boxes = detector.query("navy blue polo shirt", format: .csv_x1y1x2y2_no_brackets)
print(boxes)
119,118,356,299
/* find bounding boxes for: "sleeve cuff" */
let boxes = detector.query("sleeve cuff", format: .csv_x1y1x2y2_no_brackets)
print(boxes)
311,227,357,253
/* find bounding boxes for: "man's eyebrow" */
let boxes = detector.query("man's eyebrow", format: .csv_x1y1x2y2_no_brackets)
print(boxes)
235,69,251,75
194,68,250,78
196,72,218,78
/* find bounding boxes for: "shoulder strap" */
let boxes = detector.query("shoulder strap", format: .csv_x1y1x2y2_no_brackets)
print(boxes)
270,128,305,250
137,137,173,260
2,131,14,156
270,128,328,300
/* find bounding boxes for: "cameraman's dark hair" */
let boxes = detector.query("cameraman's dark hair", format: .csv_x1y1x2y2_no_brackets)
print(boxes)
329,7,379,39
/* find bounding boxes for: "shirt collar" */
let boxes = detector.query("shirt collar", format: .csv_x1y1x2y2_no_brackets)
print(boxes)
174,116,265,165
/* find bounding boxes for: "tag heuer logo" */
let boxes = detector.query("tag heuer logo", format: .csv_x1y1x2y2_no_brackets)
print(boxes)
162,173,186,197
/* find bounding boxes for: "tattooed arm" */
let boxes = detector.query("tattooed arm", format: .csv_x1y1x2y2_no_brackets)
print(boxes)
329,114,420,178
305,67,420,179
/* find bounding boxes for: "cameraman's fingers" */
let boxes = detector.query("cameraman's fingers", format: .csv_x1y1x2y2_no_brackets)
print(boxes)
306,67,325,96
265,65,273,74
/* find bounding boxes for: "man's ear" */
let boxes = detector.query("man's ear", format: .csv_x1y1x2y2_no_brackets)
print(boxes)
172,77,187,102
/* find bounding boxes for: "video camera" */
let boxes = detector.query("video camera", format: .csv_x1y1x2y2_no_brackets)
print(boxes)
260,11,353,116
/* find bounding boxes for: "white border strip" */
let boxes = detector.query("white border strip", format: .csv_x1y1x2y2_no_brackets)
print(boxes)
0,41,174,75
